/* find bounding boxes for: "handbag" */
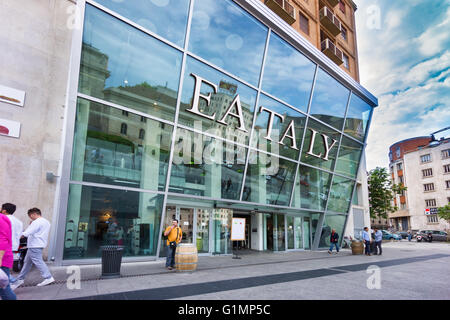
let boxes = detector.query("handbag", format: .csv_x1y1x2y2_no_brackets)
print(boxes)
0,268,9,289
169,227,179,249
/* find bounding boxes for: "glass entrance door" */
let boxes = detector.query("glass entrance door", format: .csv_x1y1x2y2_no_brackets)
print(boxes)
303,217,311,250
287,216,304,250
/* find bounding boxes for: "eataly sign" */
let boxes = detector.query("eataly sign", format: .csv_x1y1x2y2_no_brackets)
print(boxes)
186,73,337,161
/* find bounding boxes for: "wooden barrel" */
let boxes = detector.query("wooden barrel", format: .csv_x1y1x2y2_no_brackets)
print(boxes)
351,240,364,255
175,243,198,272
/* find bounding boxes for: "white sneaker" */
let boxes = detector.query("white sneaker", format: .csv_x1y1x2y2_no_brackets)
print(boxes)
10,279,24,291
37,277,55,287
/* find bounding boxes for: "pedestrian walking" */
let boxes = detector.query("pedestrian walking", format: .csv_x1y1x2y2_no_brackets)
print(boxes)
407,231,412,242
362,227,372,256
1,203,23,282
373,228,383,255
163,219,182,270
10,208,54,290
328,229,340,254
0,212,16,300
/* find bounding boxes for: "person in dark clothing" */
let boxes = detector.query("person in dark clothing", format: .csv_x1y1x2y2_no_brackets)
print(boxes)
328,229,340,254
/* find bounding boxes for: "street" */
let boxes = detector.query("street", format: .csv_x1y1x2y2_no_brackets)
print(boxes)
12,240,450,300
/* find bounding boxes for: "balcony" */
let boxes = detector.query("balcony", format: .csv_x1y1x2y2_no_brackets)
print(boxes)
327,0,339,7
320,6,341,36
321,39,343,65
265,0,296,25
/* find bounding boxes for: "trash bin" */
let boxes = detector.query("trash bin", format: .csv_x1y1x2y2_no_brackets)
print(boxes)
100,245,124,279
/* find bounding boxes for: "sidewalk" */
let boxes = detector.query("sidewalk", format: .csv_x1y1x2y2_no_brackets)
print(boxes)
11,241,450,300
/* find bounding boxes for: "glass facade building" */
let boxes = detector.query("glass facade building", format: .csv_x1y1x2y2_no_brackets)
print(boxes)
54,0,377,263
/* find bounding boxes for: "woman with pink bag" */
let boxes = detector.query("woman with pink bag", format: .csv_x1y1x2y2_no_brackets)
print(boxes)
0,213,16,300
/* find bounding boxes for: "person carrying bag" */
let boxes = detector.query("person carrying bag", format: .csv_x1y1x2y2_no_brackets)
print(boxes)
163,219,182,270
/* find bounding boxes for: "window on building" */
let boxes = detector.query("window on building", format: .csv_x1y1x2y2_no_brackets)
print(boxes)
396,163,403,171
400,203,407,210
422,168,433,177
389,152,393,162
427,215,439,224
396,146,401,158
341,26,348,41
122,110,129,117
343,54,350,70
120,123,127,135
140,116,147,123
446,180,450,189
139,129,145,140
339,0,346,14
398,176,404,184
423,183,434,192
299,12,309,35
442,149,450,159
444,164,450,173
420,154,431,163
425,199,436,207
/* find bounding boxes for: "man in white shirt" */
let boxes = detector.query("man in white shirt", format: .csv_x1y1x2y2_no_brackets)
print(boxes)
1,203,23,282
362,227,372,256
10,208,54,290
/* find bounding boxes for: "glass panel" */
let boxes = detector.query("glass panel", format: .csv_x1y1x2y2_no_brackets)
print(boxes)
70,98,172,191
319,214,347,248
273,214,285,251
80,5,183,121
327,176,355,214
344,94,372,142
211,208,233,254
179,57,257,145
303,217,310,250
292,166,332,211
169,128,247,200
242,151,297,206
294,217,303,249
196,208,210,253
63,184,163,260
287,216,294,249
301,118,341,171
94,0,191,47
262,33,316,112
311,213,322,247
251,94,306,160
309,68,350,131
179,208,194,244
189,0,268,86
335,136,363,179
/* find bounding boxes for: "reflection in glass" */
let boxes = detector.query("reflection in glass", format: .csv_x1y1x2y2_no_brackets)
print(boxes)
243,151,297,206
70,98,172,191
179,57,257,145
319,214,347,248
196,209,210,253
335,136,363,179
79,5,182,121
327,176,355,214
287,216,294,249
344,94,372,141
94,0,191,47
262,33,316,112
301,118,341,171
309,68,350,130
303,217,311,250
169,128,247,200
273,214,285,251
292,166,332,211
63,184,163,259
251,94,306,160
211,208,232,254
189,0,267,86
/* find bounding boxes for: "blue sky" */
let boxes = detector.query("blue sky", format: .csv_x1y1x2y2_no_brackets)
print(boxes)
353,0,450,170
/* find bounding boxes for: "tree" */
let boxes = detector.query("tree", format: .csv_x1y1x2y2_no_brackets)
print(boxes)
368,167,407,220
437,204,450,223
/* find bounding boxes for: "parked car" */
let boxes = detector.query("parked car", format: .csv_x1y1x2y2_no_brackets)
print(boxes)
416,230,448,242
396,231,409,239
382,230,402,240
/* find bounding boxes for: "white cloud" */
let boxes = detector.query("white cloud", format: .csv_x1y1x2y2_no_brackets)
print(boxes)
415,7,450,57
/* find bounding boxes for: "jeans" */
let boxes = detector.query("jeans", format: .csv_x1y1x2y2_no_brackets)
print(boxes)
374,241,382,255
16,248,52,281
364,240,371,255
0,267,17,300
329,242,339,252
165,245,176,268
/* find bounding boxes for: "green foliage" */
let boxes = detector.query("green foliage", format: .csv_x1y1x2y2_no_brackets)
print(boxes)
437,204,450,222
368,167,407,220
